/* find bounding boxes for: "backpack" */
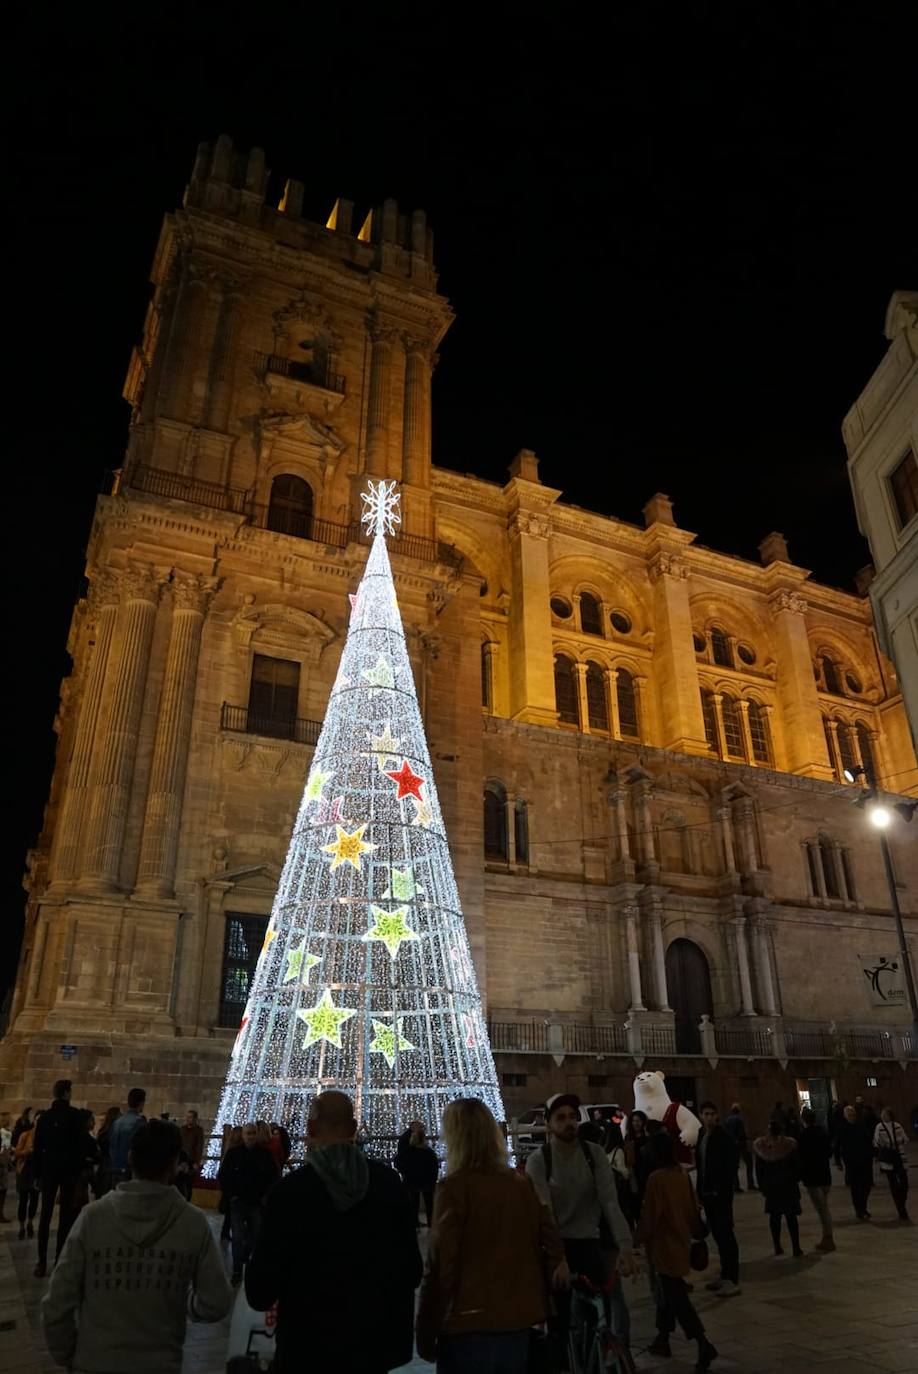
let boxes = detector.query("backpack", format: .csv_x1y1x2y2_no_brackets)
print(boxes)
541,1140,616,1249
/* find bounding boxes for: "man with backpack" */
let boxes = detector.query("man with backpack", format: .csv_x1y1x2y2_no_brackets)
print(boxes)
526,1093,636,1361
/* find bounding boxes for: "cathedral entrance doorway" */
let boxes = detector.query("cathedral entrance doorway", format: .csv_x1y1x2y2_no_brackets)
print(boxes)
665,938,713,1056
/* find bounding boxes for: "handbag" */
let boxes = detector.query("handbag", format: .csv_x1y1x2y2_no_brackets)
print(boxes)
876,1124,902,1172
689,1239,710,1272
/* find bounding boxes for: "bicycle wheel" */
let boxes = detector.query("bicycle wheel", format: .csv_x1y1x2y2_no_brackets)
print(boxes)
568,1299,599,1374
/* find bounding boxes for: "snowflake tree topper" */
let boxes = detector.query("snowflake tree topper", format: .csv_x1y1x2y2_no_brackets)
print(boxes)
361,479,401,538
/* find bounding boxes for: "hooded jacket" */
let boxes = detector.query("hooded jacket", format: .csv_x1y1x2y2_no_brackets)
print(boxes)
753,1134,801,1215
41,1180,233,1374
246,1145,422,1372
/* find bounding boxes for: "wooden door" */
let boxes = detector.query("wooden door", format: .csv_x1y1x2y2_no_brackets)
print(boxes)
665,938,713,1055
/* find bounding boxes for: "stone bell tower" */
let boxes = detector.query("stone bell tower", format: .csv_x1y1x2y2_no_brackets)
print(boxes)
1,136,457,1110
123,132,453,536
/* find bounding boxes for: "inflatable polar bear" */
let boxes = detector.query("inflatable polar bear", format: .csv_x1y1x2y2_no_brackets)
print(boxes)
633,1069,702,1162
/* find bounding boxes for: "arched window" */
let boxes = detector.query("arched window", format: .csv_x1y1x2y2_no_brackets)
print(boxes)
721,693,745,759
514,800,529,864
748,700,771,764
700,689,718,751
267,474,314,539
617,668,640,739
481,642,493,712
554,654,579,725
585,662,608,730
819,834,840,898
579,592,603,636
484,783,508,861
820,657,841,695
710,626,732,668
836,720,857,779
856,723,876,783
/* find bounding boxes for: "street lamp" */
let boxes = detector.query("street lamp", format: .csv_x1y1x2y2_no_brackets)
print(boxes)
846,766,918,1055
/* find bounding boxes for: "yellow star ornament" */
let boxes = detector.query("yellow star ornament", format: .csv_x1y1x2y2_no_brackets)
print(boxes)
322,823,376,872
295,989,356,1049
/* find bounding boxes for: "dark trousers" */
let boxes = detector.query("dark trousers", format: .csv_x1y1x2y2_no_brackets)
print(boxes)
229,1199,262,1278
436,1329,530,1374
175,1172,194,1202
409,1186,435,1226
883,1169,909,1219
18,1186,39,1227
703,1193,739,1284
37,1174,78,1266
847,1164,873,1217
768,1211,800,1252
656,1273,705,1341
735,1146,755,1190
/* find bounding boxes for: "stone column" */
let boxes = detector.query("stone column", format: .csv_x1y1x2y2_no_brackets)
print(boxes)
505,502,558,726
733,916,757,1015
205,276,243,433
504,792,517,866
624,905,645,1011
633,778,656,866
648,551,708,753
610,786,631,862
711,692,728,759
768,588,833,778
754,919,778,1015
650,905,670,1010
481,640,497,714
634,675,649,741
79,569,161,891
833,839,850,902
162,263,210,424
135,576,212,898
737,699,754,764
49,574,120,885
401,335,431,487
365,321,396,477
807,840,827,899
732,795,758,874
573,661,590,732
824,718,843,780
718,804,737,874
604,668,621,739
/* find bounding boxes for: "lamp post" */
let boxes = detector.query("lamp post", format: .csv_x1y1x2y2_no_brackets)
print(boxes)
847,765,918,1055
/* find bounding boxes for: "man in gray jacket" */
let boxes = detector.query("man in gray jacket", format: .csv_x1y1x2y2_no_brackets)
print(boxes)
41,1119,233,1374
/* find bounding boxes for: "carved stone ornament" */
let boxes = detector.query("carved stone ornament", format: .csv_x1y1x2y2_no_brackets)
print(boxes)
401,331,434,360
86,568,120,611
648,552,688,583
509,510,551,540
171,572,218,614
121,565,164,603
273,294,337,339
769,589,808,615
367,316,401,347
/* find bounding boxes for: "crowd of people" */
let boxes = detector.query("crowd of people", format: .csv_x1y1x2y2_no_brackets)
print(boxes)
0,1082,912,1374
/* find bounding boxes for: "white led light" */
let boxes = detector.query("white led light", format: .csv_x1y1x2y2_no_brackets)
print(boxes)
870,805,892,829
204,481,504,1171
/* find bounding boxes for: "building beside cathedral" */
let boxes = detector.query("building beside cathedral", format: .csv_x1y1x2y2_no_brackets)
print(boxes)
2,137,917,1130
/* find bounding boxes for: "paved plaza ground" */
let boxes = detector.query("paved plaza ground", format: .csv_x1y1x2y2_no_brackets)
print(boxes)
1,1158,916,1374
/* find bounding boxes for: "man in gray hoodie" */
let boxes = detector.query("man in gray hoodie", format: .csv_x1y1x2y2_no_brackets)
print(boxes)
41,1119,233,1374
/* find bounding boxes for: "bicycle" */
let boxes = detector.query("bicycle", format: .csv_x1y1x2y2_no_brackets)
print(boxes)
567,1273,637,1374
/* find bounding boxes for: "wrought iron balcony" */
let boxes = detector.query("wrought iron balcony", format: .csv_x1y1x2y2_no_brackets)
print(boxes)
118,466,462,568
257,351,346,394
221,702,322,747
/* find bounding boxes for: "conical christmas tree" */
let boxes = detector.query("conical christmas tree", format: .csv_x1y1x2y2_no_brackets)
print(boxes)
206,481,504,1162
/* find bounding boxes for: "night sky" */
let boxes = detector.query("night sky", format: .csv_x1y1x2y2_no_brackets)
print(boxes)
5,5,916,999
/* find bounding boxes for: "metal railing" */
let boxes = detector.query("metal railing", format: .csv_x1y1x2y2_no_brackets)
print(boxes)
221,702,322,747
121,466,462,568
641,1024,676,1056
563,1022,628,1055
488,1021,550,1053
715,1026,774,1058
256,351,346,394
841,1030,895,1059
784,1026,833,1058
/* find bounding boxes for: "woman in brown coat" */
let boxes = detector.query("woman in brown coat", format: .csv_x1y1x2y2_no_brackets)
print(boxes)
636,1131,718,1371
416,1097,566,1373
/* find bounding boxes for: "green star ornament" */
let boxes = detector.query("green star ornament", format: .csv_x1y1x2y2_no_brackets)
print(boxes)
284,939,320,985
363,905,420,959
362,656,395,693
383,865,419,902
305,764,334,805
369,1017,416,1068
295,989,356,1049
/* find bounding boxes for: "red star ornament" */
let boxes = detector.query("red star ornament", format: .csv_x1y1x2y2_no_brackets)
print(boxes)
385,759,426,801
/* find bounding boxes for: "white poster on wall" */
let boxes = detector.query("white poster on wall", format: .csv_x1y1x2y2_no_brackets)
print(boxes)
859,954,906,1007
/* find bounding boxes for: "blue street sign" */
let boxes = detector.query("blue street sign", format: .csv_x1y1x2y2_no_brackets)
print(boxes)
59,1044,77,1059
